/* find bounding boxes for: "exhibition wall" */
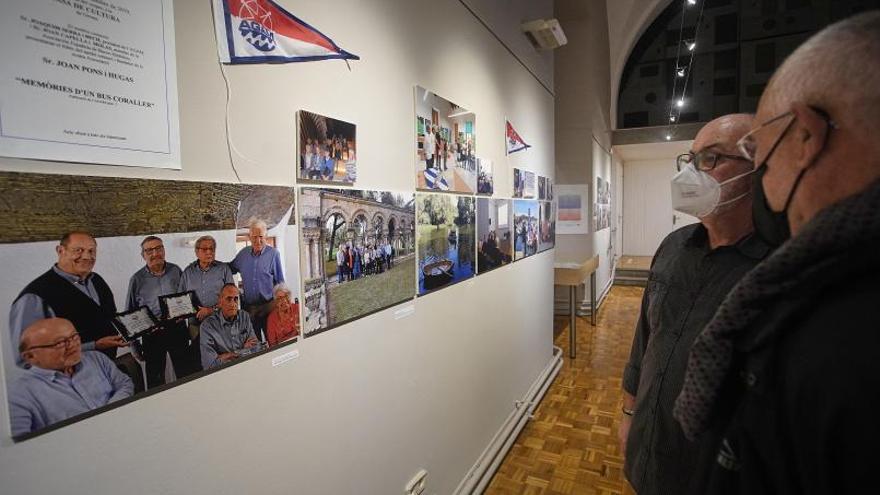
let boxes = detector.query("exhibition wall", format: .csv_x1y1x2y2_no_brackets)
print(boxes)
0,1,555,494
553,0,618,309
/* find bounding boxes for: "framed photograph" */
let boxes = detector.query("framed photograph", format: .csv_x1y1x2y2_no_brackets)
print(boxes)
414,86,476,194
298,187,416,337
298,110,357,184
159,291,199,320
416,193,475,295
113,306,161,342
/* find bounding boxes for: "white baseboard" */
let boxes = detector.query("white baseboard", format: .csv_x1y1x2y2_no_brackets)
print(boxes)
453,346,563,495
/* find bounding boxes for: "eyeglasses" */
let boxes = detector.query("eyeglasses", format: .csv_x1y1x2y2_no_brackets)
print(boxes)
142,245,165,255
25,333,80,352
676,150,752,172
737,108,838,163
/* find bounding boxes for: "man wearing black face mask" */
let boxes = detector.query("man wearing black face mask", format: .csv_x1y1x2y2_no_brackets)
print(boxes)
620,114,770,495
674,11,880,495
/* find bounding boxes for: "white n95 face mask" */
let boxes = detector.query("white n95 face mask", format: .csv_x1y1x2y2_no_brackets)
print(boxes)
670,163,754,218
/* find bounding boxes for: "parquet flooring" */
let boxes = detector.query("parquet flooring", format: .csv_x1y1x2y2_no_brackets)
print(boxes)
485,286,643,495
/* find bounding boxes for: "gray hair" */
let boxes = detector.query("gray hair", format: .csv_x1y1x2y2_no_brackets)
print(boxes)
767,11,880,138
272,282,292,298
248,218,268,232
194,235,216,250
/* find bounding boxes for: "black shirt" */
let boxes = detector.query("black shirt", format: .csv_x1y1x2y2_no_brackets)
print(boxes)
623,224,768,495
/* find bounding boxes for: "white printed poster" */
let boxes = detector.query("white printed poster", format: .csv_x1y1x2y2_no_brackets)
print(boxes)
0,0,180,169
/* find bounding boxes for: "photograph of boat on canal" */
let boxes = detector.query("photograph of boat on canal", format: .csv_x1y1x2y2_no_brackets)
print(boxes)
513,199,539,260
416,193,475,295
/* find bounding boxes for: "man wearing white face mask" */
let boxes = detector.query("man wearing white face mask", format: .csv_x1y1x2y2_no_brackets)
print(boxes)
620,114,770,495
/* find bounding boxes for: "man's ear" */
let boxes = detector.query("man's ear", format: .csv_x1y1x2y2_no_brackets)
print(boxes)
789,102,831,171
55,244,63,257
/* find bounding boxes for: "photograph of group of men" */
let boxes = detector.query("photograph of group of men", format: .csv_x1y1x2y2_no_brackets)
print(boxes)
4,214,301,438
298,110,357,184
415,86,477,194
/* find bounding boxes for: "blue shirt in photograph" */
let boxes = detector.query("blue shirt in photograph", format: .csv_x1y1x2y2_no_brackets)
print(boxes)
9,351,134,436
126,263,183,316
230,244,284,306
199,310,257,370
178,260,234,309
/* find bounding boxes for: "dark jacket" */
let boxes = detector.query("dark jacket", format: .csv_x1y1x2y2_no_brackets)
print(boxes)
687,180,880,494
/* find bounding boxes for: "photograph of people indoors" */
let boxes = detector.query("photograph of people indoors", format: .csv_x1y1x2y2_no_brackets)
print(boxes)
476,198,513,274
415,86,476,194
416,193,475,295
298,110,357,183
477,157,494,195
1,174,301,439
299,188,415,336
513,199,539,260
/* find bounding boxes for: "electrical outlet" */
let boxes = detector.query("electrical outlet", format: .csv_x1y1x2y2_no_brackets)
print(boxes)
404,469,428,495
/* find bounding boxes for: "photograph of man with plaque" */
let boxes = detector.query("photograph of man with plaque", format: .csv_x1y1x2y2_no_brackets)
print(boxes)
0,171,301,440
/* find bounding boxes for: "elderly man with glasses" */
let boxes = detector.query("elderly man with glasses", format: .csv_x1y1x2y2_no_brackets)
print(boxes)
674,12,880,495
9,231,127,369
620,113,770,495
126,236,200,389
9,318,133,436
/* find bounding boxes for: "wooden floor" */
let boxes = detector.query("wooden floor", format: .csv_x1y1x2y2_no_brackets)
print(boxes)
485,286,643,495
618,256,653,272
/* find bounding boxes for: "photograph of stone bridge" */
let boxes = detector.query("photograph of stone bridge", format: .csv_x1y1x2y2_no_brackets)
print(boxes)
299,188,416,335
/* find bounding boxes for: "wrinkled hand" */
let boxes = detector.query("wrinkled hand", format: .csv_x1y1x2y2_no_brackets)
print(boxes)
196,306,213,321
243,337,258,349
95,335,128,350
619,414,632,457
218,352,237,363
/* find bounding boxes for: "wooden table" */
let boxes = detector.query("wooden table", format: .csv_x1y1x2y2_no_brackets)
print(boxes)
554,255,599,359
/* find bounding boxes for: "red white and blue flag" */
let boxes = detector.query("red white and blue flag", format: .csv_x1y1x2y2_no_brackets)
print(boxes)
506,120,531,154
213,0,360,64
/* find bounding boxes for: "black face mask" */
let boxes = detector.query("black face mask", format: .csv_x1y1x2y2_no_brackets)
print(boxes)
751,163,791,247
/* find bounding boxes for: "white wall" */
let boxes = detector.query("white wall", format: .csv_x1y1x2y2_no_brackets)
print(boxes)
554,0,617,306
0,1,555,494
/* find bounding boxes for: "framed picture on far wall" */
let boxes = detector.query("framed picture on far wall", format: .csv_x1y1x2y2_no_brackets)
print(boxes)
414,86,477,194
298,110,357,184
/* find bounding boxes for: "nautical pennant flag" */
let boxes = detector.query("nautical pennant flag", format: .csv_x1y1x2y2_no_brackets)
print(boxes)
213,0,360,64
506,120,531,154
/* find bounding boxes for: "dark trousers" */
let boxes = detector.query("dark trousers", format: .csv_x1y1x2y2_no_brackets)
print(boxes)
244,300,273,342
142,321,200,389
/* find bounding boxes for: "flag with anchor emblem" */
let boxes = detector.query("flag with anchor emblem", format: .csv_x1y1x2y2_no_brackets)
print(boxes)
213,0,360,64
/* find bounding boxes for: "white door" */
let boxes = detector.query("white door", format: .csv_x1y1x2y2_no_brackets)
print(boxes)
622,158,698,256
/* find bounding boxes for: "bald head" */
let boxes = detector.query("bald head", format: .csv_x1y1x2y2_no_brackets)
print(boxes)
693,114,754,154
762,11,880,149
20,318,82,371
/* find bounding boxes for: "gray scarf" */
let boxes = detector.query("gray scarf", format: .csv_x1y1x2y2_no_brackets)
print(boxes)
673,178,880,440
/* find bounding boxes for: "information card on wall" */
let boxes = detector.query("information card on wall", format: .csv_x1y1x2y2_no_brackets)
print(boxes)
0,0,181,169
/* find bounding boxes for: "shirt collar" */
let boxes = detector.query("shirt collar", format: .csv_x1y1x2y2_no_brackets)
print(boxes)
191,259,217,272
53,264,93,285
685,224,769,260
27,360,83,382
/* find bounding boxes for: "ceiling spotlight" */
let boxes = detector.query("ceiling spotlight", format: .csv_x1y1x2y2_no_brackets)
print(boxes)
677,99,685,108
687,41,697,51
676,67,686,77
687,0,697,5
